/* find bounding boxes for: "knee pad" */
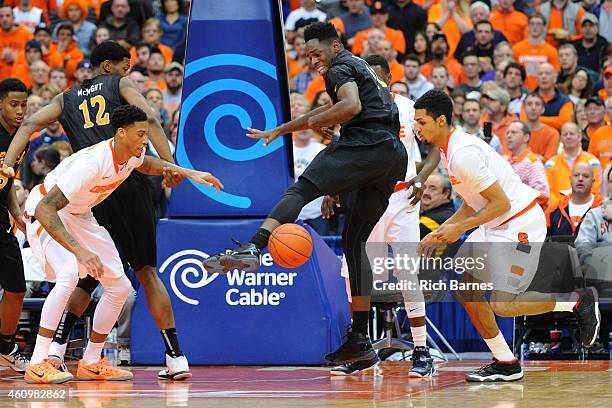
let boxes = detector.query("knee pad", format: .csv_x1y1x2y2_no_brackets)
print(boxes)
76,275,100,296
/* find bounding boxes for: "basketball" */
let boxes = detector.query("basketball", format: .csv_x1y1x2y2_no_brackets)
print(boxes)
268,224,313,268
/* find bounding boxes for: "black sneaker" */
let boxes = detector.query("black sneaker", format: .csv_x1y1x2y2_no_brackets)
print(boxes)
330,352,380,376
574,287,601,347
409,346,435,378
465,359,523,382
325,331,375,364
203,241,261,274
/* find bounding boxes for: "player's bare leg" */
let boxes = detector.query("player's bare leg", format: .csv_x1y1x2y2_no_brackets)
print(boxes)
0,290,29,373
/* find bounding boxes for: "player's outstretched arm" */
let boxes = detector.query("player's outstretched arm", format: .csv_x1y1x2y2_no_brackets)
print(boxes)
119,77,175,164
35,186,104,277
0,94,63,177
307,82,361,130
137,156,224,193
7,184,25,233
246,103,331,146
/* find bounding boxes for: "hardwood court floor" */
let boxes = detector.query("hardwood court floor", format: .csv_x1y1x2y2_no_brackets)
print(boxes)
1,360,612,407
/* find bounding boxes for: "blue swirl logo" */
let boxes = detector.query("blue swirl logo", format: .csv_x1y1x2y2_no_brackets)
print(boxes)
176,54,284,209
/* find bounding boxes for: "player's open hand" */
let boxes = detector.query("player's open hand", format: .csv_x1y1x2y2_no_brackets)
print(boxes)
405,177,425,205
0,164,15,178
246,128,281,147
161,168,185,188
186,171,224,193
76,248,104,278
321,195,340,219
430,223,463,244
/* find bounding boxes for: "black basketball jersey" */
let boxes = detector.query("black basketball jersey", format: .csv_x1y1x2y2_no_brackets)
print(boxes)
324,49,400,146
0,125,26,231
59,75,126,153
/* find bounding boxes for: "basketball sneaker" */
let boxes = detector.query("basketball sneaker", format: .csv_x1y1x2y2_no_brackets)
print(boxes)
409,346,435,378
574,287,601,347
0,344,29,373
77,358,133,381
325,330,376,364
47,354,69,373
465,358,523,382
25,360,74,384
330,352,381,376
158,354,192,380
203,241,261,274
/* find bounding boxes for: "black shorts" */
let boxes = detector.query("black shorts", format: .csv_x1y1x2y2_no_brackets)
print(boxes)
300,137,407,223
0,230,26,293
91,171,157,271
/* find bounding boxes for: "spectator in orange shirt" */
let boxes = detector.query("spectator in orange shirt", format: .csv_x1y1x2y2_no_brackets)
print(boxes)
598,66,612,101
428,0,472,57
352,1,406,57
523,92,560,161
588,123,612,168
0,6,33,80
480,85,515,152
130,18,172,66
504,62,527,115
53,22,83,81
28,59,48,94
539,0,584,47
490,0,528,45
585,97,608,139
11,39,43,88
420,32,463,88
287,34,309,80
146,48,167,92
532,63,574,131
48,66,67,90
13,24,62,75
513,13,560,91
379,39,404,84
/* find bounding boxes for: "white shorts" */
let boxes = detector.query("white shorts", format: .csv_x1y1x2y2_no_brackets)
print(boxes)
458,202,546,295
26,206,124,282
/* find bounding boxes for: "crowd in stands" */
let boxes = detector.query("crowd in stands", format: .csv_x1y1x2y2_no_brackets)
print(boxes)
1,0,611,359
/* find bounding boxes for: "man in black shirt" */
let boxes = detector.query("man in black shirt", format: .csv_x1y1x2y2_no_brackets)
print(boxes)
0,79,29,374
1,41,191,380
203,22,408,375
386,0,427,55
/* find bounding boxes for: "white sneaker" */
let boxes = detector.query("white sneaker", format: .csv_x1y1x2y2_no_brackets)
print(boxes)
158,354,192,380
0,344,29,373
118,346,131,366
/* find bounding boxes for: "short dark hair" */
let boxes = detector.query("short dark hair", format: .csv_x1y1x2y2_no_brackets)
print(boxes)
364,54,390,76
304,22,339,43
390,81,409,93
414,89,453,125
0,78,27,100
404,54,421,66
504,62,527,81
475,20,493,31
524,92,544,104
90,41,131,67
529,12,547,25
462,98,481,110
50,67,67,77
34,145,61,170
450,88,466,99
111,105,148,133
460,50,479,64
135,42,151,52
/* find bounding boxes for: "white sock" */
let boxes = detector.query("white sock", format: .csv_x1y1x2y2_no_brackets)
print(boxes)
83,341,105,365
30,335,53,365
48,341,68,360
411,325,427,348
483,331,515,362
553,292,580,312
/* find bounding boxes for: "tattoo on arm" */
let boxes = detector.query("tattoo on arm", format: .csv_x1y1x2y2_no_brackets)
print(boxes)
36,187,81,252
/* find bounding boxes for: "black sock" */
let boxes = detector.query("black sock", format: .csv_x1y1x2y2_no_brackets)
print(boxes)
160,328,183,357
0,334,15,355
249,228,271,251
352,311,370,336
53,311,80,345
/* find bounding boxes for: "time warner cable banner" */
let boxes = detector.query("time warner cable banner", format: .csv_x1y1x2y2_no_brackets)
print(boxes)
168,0,293,217
131,219,350,364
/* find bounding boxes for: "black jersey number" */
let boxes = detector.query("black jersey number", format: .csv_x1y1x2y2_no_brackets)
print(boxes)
78,95,110,129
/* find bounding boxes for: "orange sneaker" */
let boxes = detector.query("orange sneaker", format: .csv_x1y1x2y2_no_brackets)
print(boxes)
25,360,74,384
77,358,133,381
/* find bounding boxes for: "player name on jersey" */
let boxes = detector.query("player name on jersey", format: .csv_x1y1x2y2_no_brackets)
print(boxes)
77,83,105,97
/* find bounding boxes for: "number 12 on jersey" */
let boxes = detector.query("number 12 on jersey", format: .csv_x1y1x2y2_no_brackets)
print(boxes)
78,95,109,129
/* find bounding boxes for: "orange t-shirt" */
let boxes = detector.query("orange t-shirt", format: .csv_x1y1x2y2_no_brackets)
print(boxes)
390,59,404,84
130,44,173,67
529,124,560,162
420,58,464,88
512,39,560,91
287,53,308,79
352,27,406,56
55,40,84,81
588,125,612,168
304,75,325,105
598,89,609,102
0,26,33,80
13,43,63,71
490,8,528,45
428,4,472,57
542,5,584,47
412,0,440,7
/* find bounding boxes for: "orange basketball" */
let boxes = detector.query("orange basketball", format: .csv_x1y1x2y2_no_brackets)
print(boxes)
268,223,313,268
